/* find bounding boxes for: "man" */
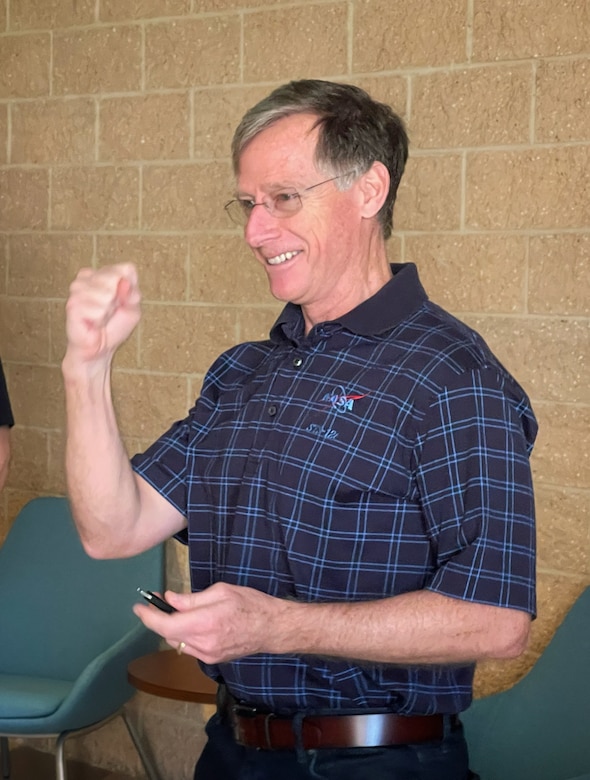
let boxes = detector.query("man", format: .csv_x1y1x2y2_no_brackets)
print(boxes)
0,359,13,491
63,80,537,780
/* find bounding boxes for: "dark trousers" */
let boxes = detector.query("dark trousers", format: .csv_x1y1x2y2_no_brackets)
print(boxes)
194,712,479,780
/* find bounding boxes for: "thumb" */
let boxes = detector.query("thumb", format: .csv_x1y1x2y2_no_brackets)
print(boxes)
164,590,196,611
116,277,132,306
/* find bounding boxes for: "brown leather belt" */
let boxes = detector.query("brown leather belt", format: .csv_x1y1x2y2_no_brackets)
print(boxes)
223,692,458,751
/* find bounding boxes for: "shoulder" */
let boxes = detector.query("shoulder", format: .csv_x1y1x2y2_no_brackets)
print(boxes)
386,303,536,445
392,301,511,388
201,338,277,397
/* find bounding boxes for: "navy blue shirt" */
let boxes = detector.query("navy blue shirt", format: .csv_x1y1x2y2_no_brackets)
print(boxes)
132,263,537,715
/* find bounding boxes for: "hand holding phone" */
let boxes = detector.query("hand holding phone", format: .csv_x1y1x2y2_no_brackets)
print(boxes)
137,587,177,614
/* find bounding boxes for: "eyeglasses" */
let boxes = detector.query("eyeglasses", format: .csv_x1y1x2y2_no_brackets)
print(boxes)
224,171,356,226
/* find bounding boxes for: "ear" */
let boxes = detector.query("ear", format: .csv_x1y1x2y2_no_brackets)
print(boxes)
356,161,390,221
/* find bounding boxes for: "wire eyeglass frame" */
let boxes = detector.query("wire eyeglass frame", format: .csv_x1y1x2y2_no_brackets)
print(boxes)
224,171,356,226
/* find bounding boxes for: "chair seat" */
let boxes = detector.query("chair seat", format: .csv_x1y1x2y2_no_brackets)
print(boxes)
0,674,72,719
0,496,165,779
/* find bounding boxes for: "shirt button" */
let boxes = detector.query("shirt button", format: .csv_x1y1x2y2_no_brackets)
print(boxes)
268,405,277,416
292,357,303,368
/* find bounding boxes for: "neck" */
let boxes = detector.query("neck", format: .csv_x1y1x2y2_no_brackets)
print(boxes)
302,240,392,335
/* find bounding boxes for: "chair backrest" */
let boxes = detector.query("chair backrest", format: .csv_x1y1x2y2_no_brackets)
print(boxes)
0,496,164,681
463,586,590,780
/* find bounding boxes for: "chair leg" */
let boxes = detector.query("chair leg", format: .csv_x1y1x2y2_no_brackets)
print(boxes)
55,732,69,780
0,737,10,780
121,711,162,780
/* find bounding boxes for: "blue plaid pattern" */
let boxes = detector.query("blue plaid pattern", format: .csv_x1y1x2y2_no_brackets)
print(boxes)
132,264,537,715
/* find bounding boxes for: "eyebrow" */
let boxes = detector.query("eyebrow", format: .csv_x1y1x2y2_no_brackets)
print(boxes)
235,180,305,199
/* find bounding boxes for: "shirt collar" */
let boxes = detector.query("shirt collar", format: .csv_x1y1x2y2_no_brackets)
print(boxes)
270,263,429,344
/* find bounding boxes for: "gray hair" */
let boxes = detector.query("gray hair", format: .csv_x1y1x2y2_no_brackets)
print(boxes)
231,80,409,239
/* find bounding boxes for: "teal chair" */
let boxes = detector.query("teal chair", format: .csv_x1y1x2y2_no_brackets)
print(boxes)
463,586,590,780
0,496,164,780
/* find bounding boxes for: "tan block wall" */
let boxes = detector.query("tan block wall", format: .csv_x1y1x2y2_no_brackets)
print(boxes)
0,0,588,776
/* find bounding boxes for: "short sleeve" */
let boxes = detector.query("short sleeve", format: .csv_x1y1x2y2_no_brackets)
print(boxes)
414,367,537,615
131,416,191,518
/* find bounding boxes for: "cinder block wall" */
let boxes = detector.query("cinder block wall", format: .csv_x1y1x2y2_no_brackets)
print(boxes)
0,0,588,776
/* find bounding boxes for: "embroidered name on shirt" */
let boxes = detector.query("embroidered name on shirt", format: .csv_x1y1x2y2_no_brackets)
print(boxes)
306,423,338,439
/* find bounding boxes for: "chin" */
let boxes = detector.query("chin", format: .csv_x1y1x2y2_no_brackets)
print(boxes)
268,284,296,304
265,274,300,304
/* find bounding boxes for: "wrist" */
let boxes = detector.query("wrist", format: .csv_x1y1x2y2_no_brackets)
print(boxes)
267,598,326,656
61,347,114,385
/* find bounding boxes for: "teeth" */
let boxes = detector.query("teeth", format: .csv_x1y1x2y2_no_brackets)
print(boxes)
267,250,299,266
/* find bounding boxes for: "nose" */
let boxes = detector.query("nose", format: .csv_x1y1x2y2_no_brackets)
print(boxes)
244,203,281,247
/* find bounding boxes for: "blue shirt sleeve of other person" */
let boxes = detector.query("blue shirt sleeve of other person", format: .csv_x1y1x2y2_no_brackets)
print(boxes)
0,359,14,427
132,263,537,716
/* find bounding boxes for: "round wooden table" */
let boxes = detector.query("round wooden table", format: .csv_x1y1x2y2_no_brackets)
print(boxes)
127,648,218,704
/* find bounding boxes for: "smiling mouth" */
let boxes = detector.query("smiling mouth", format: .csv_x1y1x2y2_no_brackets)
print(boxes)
267,250,301,266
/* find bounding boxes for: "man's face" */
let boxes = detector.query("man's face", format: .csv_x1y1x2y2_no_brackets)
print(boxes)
236,113,368,328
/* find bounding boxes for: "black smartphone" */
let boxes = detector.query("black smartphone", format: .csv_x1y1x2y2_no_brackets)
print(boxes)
137,587,177,614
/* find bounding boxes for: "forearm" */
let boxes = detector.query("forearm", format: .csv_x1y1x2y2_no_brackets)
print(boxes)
63,352,144,557
270,589,531,665
62,264,188,558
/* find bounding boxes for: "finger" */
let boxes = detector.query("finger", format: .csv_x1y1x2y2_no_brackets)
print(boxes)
133,604,193,653
116,277,132,306
133,603,178,641
69,270,139,327
164,590,194,610
133,601,170,626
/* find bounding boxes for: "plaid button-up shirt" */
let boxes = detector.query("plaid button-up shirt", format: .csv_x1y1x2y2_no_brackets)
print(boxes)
132,263,537,715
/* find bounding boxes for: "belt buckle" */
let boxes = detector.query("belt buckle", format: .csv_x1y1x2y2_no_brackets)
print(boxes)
231,703,279,749
232,702,259,718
